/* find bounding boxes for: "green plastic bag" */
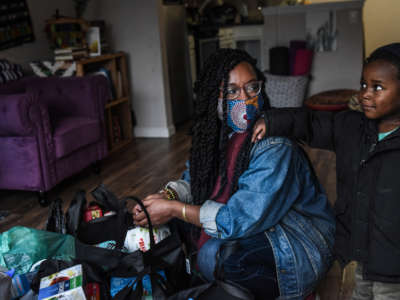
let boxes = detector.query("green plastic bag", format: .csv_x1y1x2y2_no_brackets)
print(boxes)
0,226,75,274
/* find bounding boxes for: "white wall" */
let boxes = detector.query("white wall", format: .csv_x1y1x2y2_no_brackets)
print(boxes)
299,0,400,56
97,0,175,138
1,0,98,69
262,1,364,95
160,4,193,125
1,0,175,138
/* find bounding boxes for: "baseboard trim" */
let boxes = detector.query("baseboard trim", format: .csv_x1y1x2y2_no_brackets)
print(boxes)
134,125,176,138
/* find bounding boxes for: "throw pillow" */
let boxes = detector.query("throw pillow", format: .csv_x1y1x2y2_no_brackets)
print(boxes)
264,72,309,108
0,59,24,84
30,61,76,77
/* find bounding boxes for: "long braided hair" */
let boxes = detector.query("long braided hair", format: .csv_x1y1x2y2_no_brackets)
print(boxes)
190,48,270,205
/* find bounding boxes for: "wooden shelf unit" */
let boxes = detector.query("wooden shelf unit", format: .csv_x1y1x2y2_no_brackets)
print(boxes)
76,52,133,153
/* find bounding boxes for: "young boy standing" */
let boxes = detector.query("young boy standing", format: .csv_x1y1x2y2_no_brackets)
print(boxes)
252,43,400,299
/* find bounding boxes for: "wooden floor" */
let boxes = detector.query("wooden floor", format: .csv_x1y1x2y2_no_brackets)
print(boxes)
0,122,355,299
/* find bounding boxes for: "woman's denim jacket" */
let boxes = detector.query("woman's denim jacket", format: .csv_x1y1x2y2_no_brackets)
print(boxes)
166,137,335,300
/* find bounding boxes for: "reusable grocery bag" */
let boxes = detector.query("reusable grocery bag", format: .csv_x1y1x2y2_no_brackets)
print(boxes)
0,226,75,275
63,184,190,299
103,195,190,299
167,241,255,300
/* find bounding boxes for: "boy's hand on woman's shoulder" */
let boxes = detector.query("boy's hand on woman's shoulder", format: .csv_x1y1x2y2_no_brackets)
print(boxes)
251,118,267,143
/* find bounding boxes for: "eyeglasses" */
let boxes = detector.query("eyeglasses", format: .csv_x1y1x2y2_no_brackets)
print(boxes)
220,80,263,100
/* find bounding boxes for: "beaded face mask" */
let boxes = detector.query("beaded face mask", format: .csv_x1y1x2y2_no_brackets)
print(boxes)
217,94,264,133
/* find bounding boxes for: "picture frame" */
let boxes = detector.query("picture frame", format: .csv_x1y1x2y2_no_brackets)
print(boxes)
87,26,101,57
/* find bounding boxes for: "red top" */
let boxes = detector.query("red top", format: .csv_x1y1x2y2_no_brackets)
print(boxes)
197,132,249,249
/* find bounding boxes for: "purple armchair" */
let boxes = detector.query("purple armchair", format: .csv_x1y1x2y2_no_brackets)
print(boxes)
0,75,109,205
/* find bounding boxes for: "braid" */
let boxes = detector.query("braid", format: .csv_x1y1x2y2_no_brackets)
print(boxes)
190,48,270,204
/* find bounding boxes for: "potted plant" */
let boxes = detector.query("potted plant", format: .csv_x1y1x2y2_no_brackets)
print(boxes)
73,0,90,18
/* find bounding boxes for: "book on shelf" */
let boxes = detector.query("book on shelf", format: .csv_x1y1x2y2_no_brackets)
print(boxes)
70,50,88,56
55,55,75,61
54,49,88,61
89,67,116,100
112,115,122,144
54,53,87,61
54,47,87,54
54,47,89,61
117,70,123,98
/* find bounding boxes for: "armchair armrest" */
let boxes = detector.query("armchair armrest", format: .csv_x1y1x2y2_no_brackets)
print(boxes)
0,93,38,136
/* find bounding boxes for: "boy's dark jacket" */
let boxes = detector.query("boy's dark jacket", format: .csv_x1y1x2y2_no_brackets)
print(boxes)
264,108,400,283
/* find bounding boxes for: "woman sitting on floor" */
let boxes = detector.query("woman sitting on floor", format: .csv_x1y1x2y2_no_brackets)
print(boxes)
132,48,335,300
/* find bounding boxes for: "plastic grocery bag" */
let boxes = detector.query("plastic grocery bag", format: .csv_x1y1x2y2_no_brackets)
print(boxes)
0,226,75,275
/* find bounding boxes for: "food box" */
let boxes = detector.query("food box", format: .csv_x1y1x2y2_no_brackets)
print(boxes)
38,264,86,300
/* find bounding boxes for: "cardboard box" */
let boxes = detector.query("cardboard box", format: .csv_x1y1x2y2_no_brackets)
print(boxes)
38,264,86,300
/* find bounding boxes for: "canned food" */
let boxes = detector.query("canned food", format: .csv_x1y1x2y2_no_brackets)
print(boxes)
85,282,100,300
84,204,103,222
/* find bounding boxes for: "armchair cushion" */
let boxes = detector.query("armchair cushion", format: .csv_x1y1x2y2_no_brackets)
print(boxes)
53,116,101,159
0,93,35,136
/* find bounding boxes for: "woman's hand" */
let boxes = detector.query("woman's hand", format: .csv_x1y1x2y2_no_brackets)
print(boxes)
132,192,175,227
251,118,267,143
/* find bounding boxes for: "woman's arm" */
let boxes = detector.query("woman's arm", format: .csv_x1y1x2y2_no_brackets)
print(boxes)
132,191,227,237
134,139,305,238
133,160,202,227
132,193,202,227
205,138,303,239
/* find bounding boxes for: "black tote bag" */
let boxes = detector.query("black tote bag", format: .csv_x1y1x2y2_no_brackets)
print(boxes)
67,185,189,299
167,240,255,300
67,184,133,249
103,195,190,300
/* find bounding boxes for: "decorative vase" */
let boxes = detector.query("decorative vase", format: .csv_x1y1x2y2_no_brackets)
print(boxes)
73,0,90,18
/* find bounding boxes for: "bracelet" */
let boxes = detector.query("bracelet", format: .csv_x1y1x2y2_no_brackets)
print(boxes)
162,187,177,201
182,204,188,222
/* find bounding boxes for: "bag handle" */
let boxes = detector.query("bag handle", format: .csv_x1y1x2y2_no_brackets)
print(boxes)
124,196,156,250
66,190,87,237
112,196,169,299
215,280,255,300
91,183,125,212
